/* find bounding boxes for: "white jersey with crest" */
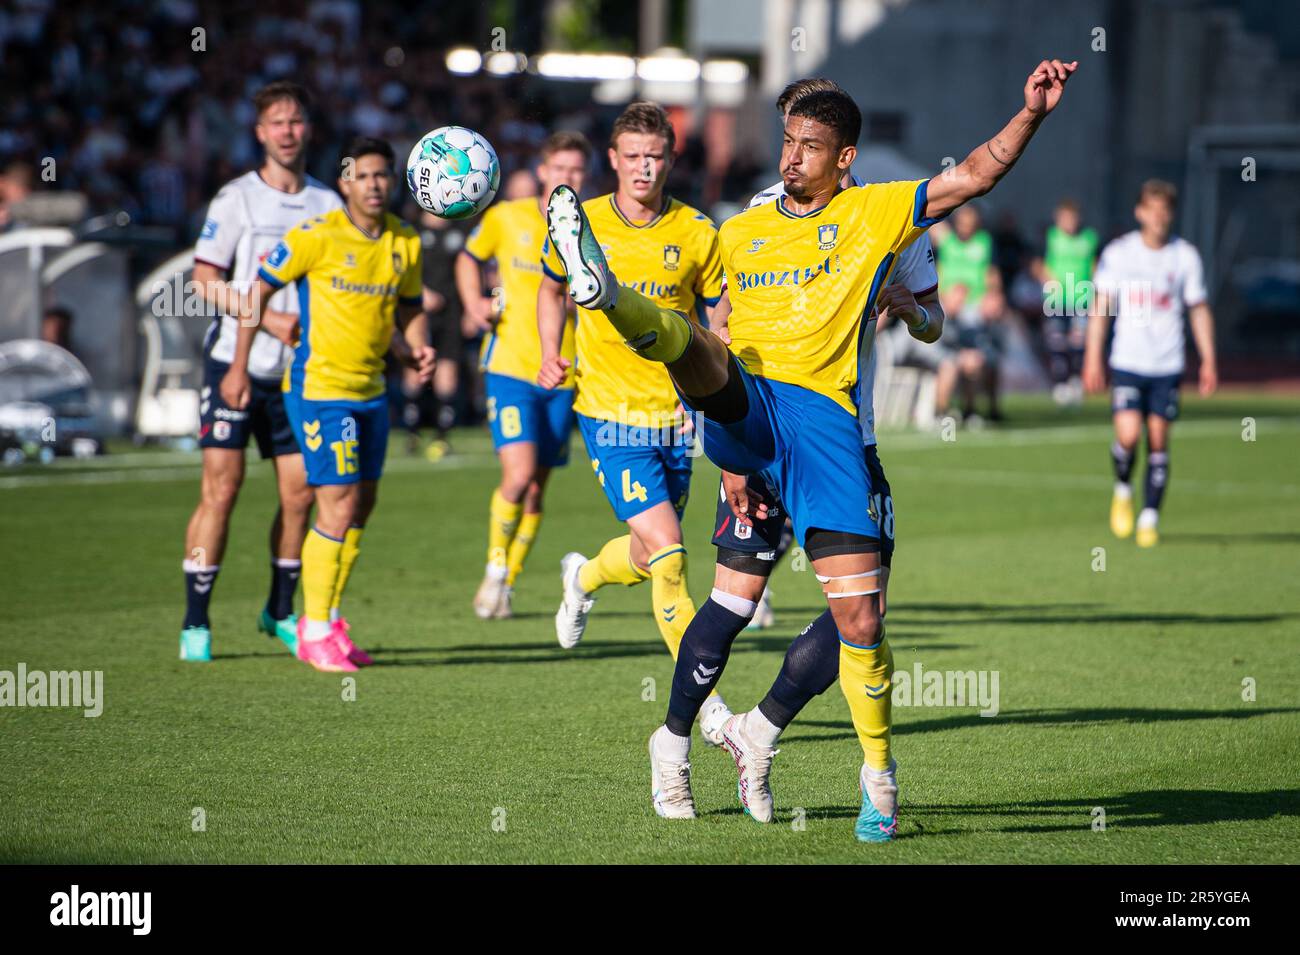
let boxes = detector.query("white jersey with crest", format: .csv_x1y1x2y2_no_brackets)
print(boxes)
1093,230,1206,377
194,171,342,380
745,175,938,446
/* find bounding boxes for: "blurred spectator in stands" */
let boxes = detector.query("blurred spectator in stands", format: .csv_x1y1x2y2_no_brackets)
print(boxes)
991,209,1029,292
937,205,1003,424
41,305,74,351
0,159,35,231
1034,197,1098,407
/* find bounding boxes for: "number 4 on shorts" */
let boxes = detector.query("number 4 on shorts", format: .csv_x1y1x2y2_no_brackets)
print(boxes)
621,469,647,503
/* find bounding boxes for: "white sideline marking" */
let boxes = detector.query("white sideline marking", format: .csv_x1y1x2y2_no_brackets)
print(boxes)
886,464,1300,497
0,452,499,490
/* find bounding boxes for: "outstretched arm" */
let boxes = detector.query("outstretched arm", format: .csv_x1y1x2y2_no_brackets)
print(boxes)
925,59,1077,220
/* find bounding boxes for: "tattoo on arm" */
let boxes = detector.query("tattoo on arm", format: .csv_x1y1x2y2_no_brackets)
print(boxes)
986,140,1013,166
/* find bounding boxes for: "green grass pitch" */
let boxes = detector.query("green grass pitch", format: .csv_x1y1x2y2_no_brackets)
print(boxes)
2,393,1297,863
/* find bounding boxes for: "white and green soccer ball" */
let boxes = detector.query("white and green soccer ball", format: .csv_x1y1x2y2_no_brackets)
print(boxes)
406,125,501,219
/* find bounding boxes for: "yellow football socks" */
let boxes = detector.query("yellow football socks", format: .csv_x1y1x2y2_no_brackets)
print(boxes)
506,511,542,586
302,527,344,624
839,634,895,771
578,534,650,594
606,286,693,364
487,489,522,569
330,525,364,619
647,544,696,658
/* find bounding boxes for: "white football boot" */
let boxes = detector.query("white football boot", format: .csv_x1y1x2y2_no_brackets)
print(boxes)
648,726,696,820
720,713,779,823
555,552,595,649
697,694,734,747
473,564,508,620
545,184,617,310
493,585,514,620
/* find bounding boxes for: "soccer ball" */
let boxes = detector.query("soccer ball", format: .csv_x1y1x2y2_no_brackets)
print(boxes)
406,126,501,220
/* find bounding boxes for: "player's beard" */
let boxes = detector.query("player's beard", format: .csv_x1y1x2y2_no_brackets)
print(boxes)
270,142,305,174
783,175,811,201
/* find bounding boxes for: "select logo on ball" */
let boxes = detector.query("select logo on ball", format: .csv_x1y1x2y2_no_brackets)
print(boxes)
406,126,500,221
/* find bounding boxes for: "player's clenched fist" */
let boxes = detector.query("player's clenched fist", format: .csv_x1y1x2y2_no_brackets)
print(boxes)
875,283,924,329
409,345,437,385
1024,59,1077,116
536,355,571,390
219,365,252,410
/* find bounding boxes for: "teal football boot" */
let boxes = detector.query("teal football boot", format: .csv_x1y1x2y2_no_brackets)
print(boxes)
258,609,299,656
179,625,212,662
855,762,899,843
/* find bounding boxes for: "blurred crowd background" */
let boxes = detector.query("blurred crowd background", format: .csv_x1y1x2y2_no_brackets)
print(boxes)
1,0,1297,458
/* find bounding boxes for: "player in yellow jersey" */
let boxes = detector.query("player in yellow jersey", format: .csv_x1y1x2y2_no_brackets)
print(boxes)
457,132,593,621
221,136,435,672
536,102,734,746
544,62,1076,833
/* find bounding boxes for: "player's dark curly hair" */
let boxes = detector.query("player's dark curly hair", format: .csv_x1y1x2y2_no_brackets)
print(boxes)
786,89,861,150
338,136,394,174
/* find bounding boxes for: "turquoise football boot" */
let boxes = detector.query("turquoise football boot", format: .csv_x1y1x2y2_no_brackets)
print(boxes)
179,626,212,662
258,609,299,656
854,762,899,843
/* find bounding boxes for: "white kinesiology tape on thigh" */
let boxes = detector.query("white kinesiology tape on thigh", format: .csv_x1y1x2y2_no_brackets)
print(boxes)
815,569,881,599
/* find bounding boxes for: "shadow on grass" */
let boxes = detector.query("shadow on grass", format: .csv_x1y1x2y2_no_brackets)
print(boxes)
909,788,1300,833
1161,531,1300,545
779,706,1300,743
777,604,1298,628
371,626,961,659
368,634,973,666
775,788,1300,832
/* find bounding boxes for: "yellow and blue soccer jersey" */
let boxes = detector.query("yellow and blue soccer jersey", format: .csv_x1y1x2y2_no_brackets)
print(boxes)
542,194,723,427
720,179,937,415
259,207,423,402
465,197,577,387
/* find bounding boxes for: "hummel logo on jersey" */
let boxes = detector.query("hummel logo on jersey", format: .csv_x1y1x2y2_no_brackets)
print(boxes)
344,253,357,268
747,238,767,253
693,663,719,685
